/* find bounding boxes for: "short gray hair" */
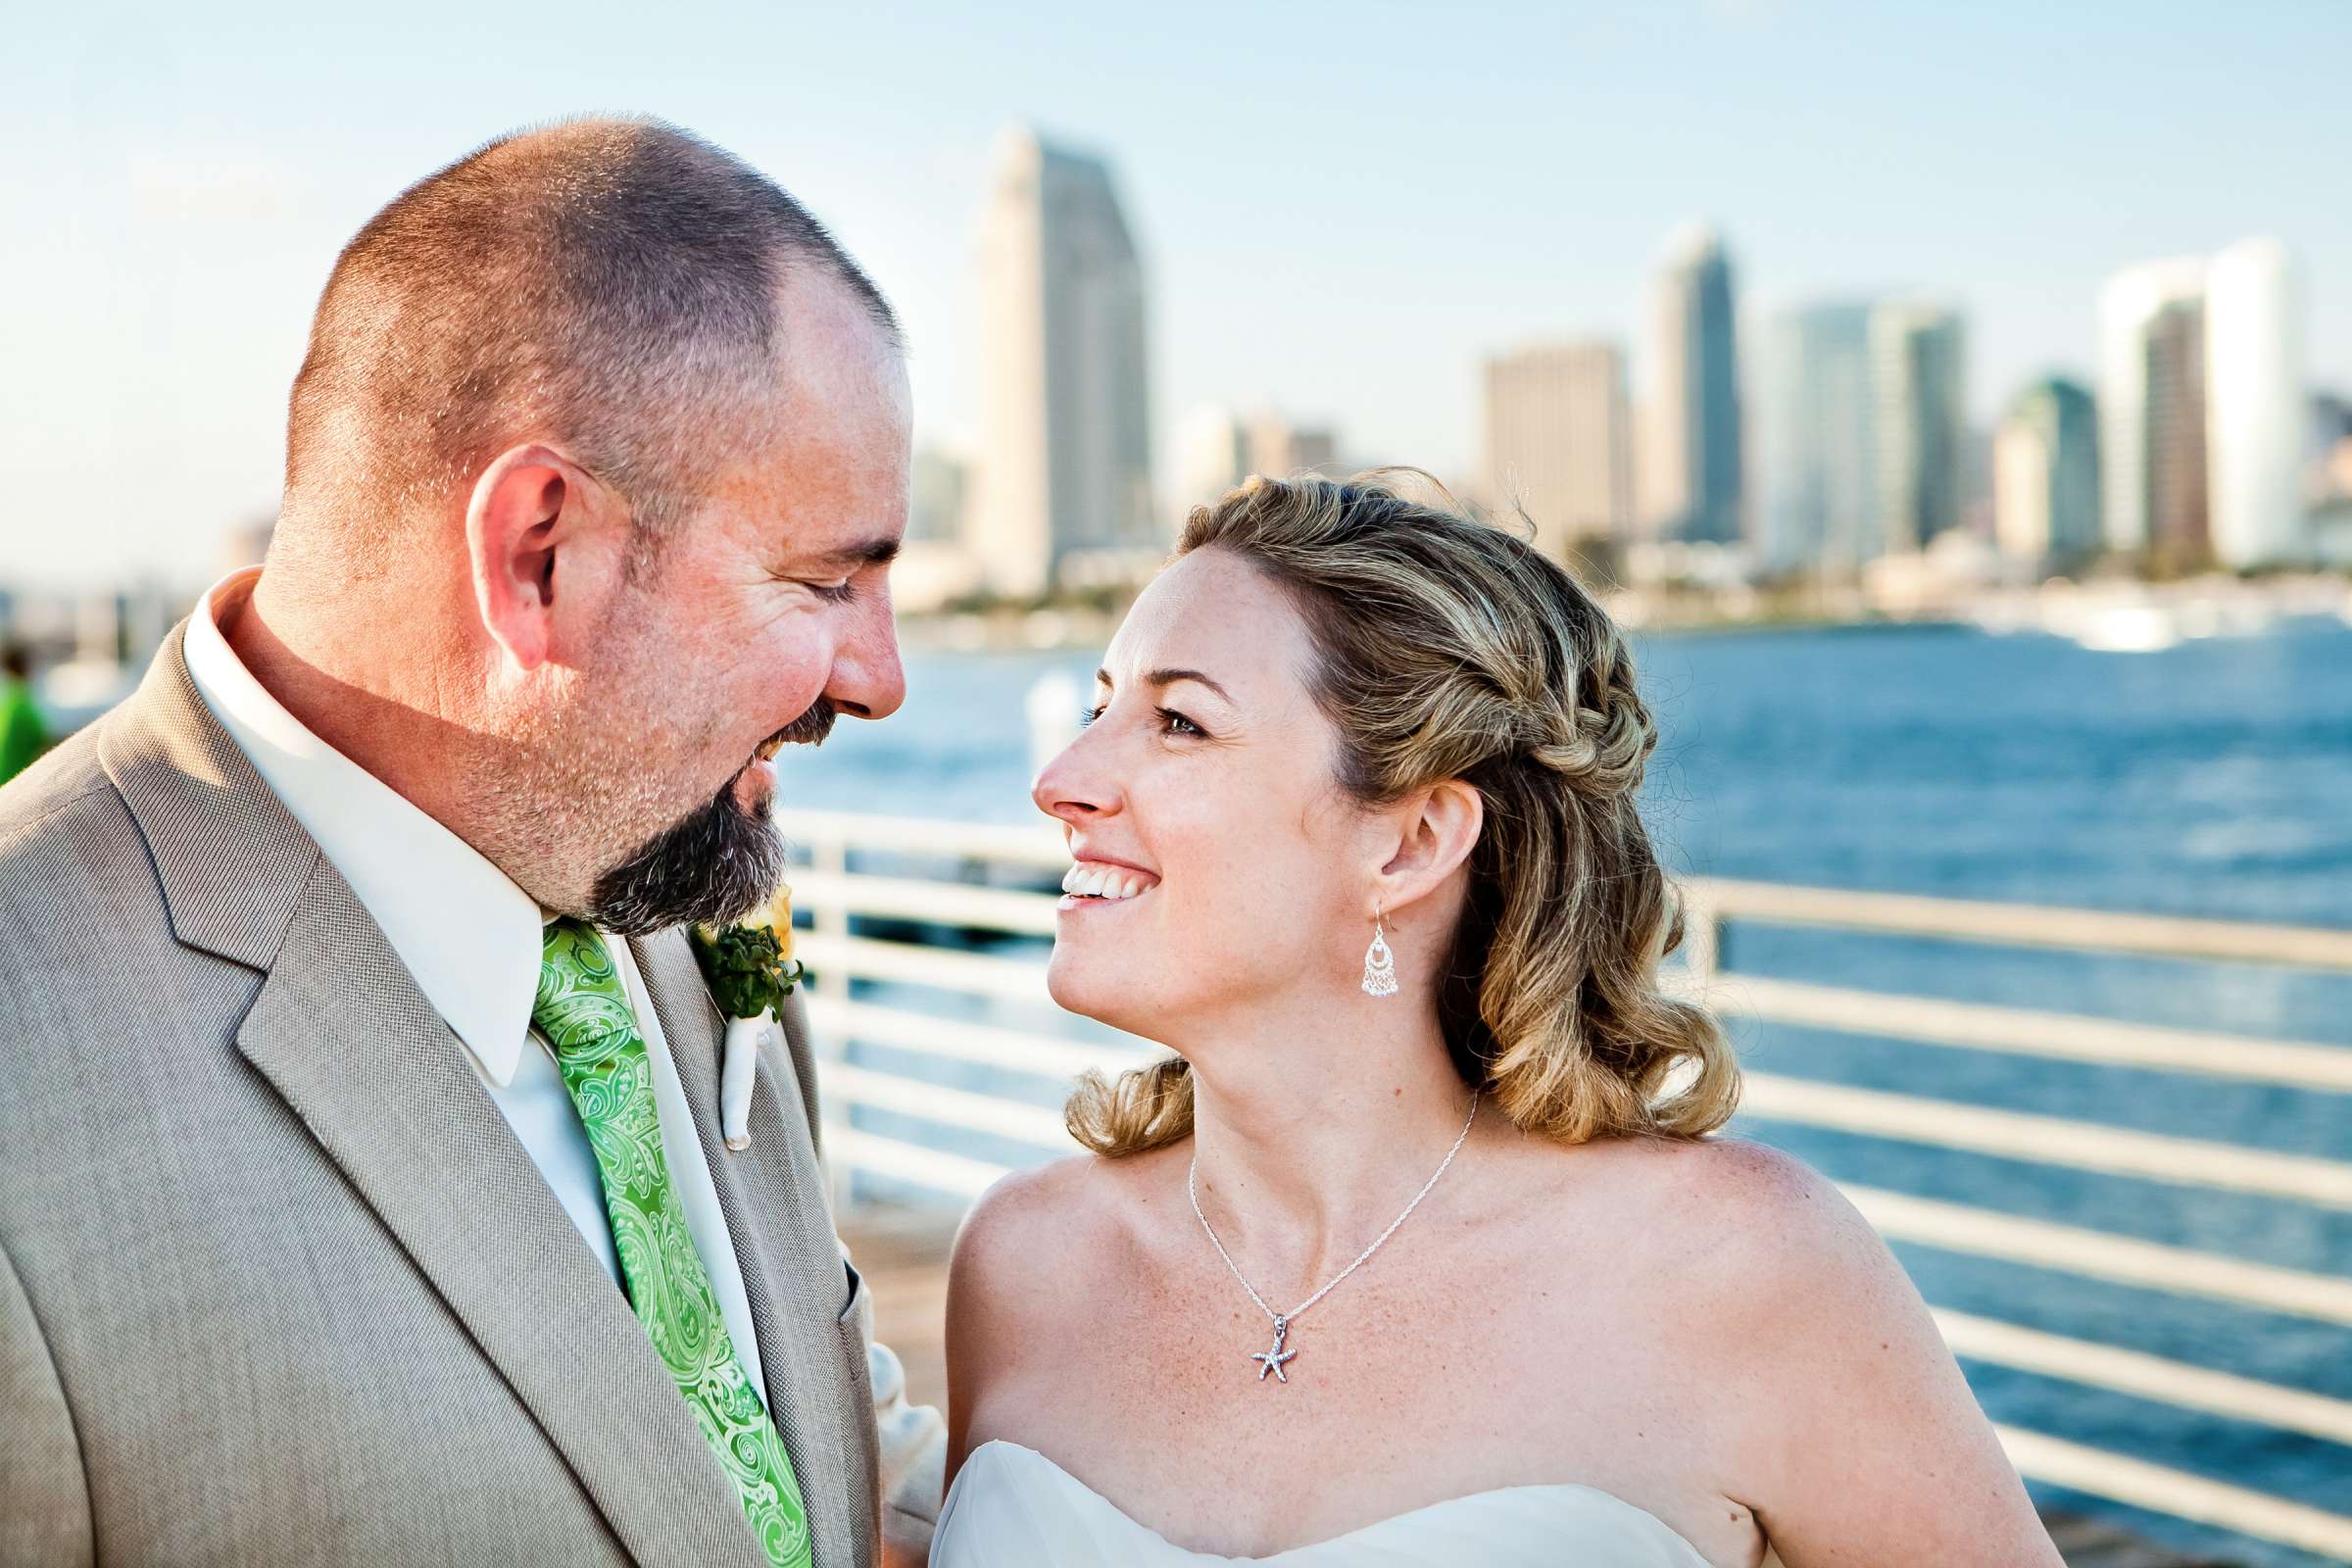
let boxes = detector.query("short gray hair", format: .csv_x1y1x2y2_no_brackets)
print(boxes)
282,116,898,561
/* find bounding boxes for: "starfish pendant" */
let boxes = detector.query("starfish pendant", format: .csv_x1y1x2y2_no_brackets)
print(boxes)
1251,1315,1298,1384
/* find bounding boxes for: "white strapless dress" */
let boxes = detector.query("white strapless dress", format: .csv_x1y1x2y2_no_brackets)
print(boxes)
933,1441,1718,1566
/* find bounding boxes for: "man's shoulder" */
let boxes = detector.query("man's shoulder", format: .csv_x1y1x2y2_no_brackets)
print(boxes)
0,724,175,983
0,722,112,846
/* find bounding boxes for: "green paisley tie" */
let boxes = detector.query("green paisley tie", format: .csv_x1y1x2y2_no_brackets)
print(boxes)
533,918,812,1568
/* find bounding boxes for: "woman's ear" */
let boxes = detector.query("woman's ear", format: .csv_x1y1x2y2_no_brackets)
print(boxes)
1376,779,1484,914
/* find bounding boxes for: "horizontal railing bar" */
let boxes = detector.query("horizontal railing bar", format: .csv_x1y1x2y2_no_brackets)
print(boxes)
808,997,1157,1080
807,978,2352,1207
1994,1424,2352,1560
798,934,1052,1003
793,890,2352,1094
1937,1309,2352,1447
791,870,1062,936
831,1127,1006,1198
1687,879,2352,973
829,1064,1078,1150
1741,1072,2352,1210
1717,975,2352,1093
1847,1184,2352,1329
817,1056,2352,1327
782,808,2352,971
783,809,1067,868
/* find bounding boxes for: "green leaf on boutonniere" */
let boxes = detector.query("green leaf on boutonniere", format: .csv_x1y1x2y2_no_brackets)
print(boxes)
687,920,803,1021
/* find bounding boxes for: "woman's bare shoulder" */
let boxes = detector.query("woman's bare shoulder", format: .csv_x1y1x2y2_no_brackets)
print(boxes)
949,1145,1187,1327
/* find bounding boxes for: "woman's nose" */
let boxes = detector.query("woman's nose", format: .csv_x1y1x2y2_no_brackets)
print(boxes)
1031,727,1118,827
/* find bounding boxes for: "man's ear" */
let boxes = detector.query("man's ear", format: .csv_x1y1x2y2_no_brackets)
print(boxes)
1375,779,1485,915
466,444,617,673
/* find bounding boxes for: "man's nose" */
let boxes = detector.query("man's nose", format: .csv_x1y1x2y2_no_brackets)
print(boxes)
822,589,906,721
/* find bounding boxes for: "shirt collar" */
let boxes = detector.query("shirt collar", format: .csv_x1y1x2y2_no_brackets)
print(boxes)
183,567,546,1087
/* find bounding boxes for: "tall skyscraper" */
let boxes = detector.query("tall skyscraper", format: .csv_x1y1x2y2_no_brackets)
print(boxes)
2098,240,2308,568
1871,302,1968,552
2143,297,2210,560
1992,376,2100,564
2204,236,2307,567
969,125,1154,598
1640,224,1744,543
1755,303,1876,572
1481,340,1630,560
2097,257,2208,557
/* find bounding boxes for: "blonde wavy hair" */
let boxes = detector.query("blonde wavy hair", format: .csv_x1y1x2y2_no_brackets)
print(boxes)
1065,471,1740,1155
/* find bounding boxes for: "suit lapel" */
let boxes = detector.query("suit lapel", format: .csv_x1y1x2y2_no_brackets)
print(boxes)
234,858,768,1568
628,932,876,1568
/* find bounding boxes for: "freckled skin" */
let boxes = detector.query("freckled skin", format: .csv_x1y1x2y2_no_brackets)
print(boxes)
946,554,2063,1568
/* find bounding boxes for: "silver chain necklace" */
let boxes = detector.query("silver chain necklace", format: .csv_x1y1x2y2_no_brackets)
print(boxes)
1188,1090,1479,1386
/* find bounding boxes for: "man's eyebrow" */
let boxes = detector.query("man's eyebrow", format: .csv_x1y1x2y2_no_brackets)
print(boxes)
803,537,902,571
1094,666,1235,704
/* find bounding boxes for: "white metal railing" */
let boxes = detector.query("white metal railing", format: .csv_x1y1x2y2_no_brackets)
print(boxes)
779,808,2352,1562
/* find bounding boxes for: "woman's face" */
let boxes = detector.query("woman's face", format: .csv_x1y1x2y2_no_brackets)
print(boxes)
1031,548,1383,1043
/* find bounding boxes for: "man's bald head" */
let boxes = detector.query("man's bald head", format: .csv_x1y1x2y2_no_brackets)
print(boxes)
280,116,897,566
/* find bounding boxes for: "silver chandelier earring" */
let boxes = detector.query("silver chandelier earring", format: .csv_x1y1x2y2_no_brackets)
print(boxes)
1360,907,1398,998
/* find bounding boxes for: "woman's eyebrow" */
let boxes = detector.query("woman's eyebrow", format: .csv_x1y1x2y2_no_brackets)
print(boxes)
1094,667,1235,703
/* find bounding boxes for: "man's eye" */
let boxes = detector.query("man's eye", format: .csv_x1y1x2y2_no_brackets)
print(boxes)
808,580,857,604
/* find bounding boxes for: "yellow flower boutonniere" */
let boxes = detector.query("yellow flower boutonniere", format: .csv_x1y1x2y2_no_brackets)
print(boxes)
687,882,806,1152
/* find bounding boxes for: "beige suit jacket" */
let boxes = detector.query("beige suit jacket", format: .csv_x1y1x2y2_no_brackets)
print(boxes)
0,628,933,1567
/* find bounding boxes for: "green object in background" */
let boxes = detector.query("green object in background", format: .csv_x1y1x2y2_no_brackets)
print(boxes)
0,676,48,786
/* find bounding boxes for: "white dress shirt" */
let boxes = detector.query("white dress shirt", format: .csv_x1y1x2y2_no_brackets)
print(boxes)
185,567,767,1402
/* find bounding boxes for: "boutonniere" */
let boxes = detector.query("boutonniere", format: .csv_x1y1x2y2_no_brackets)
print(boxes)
688,882,805,1152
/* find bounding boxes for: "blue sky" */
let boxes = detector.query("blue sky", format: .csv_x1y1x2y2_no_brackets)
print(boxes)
4,0,2344,587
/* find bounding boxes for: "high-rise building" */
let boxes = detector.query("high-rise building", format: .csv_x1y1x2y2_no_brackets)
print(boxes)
1871,302,1968,553
1992,376,2100,564
2096,257,2207,558
969,125,1154,598
2204,236,2307,567
1480,340,1630,559
1639,224,1743,543
1755,303,1876,572
2098,240,2309,568
2143,297,2210,560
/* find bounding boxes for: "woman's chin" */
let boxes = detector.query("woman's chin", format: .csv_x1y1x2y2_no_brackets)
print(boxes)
1045,950,1145,1031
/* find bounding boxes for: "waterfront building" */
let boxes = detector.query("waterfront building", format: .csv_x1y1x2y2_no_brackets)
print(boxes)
969,125,1155,598
1755,303,1876,572
2097,256,2208,557
1639,223,1744,544
2098,239,2308,567
2204,236,2307,567
1480,339,1631,560
1871,301,1968,554
1992,376,2100,565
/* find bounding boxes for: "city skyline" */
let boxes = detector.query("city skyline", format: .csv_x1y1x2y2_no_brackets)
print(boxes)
4,1,2349,588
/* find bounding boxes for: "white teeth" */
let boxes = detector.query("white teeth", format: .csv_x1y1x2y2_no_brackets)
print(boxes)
1062,863,1153,901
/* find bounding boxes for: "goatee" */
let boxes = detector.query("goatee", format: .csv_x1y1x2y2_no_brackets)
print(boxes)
585,702,834,935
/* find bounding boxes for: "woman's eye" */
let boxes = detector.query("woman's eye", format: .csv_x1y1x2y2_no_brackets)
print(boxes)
1079,704,1106,728
1157,708,1202,737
